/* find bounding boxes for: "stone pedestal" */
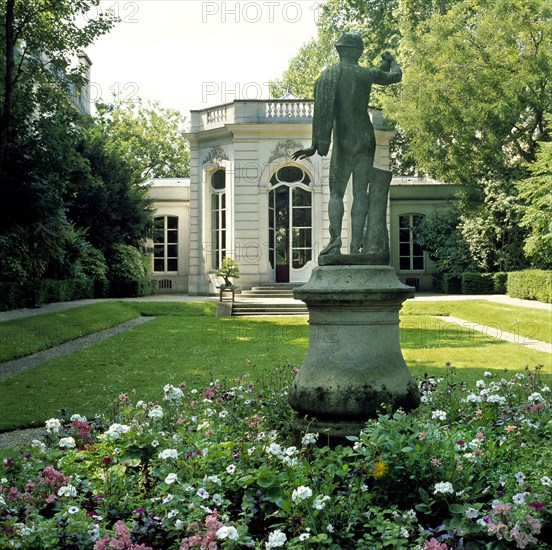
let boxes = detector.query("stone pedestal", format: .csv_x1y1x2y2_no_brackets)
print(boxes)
289,264,420,440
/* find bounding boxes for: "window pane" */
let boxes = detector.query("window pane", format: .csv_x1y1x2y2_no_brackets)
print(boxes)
399,229,410,242
167,230,178,244
211,194,218,210
211,169,225,190
413,243,423,256
399,243,410,256
154,245,164,258
167,245,177,257
413,256,424,270
167,216,178,229
399,258,410,270
399,216,409,228
221,192,226,209
277,166,303,183
154,259,164,272
154,217,164,230
167,259,178,271
153,229,164,243
293,188,311,206
293,228,312,248
293,207,311,227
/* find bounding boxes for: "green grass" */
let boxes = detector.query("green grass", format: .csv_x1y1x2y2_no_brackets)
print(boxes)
403,299,552,344
0,302,141,361
0,302,550,432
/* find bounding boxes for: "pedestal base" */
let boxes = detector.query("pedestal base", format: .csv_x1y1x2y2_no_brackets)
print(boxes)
289,265,420,440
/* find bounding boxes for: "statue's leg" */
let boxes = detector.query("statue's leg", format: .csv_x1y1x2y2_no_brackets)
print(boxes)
363,167,392,262
321,149,352,256
350,155,373,253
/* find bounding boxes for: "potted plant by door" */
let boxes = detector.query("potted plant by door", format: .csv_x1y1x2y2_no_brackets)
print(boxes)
216,257,240,301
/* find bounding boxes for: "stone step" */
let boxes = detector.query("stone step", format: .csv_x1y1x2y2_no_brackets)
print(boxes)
239,291,295,298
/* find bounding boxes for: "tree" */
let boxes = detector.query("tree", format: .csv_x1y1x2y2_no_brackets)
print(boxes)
516,121,552,269
0,0,117,173
94,99,190,180
384,0,551,186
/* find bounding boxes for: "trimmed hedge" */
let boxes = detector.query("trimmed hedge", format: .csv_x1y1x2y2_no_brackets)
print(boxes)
461,273,495,294
432,273,461,294
0,279,94,311
108,278,156,298
507,270,552,303
492,272,508,294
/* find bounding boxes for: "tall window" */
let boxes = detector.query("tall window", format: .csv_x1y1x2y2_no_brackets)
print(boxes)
399,214,424,271
153,216,178,272
210,169,226,269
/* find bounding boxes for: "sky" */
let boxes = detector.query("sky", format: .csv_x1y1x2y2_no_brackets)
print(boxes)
86,0,321,117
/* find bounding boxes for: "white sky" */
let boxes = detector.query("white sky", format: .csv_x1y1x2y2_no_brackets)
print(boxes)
87,0,321,117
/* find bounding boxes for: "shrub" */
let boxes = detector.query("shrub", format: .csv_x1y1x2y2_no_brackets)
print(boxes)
108,244,148,281
433,273,461,294
507,270,552,303
0,282,27,311
108,278,156,298
492,271,508,294
461,272,495,294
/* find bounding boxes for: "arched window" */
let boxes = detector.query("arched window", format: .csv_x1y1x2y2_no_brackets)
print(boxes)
399,214,425,271
153,216,178,272
269,166,312,281
210,169,226,269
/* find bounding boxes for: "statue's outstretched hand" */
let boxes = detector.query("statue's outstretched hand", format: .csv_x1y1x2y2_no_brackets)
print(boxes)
381,51,394,63
292,146,316,161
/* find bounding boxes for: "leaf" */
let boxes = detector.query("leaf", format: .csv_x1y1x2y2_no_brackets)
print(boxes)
418,486,430,504
448,503,464,515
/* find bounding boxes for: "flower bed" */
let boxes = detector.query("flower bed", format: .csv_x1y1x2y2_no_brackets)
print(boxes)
1,366,550,549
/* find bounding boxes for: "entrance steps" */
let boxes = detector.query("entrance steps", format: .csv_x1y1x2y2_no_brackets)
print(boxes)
232,284,308,316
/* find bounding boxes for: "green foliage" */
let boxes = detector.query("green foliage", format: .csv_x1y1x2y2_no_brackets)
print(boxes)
507,270,552,303
0,367,550,548
75,243,108,281
94,99,190,180
461,273,495,295
107,244,148,281
492,272,508,294
516,122,552,269
107,278,156,299
216,257,240,285
385,0,551,186
432,273,461,294
414,211,476,277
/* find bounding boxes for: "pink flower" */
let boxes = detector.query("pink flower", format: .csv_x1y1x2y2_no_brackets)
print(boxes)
423,538,448,549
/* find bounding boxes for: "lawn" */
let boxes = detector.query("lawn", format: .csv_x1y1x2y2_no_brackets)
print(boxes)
0,301,550,432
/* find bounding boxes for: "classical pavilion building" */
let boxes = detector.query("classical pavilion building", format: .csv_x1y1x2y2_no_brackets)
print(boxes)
147,98,458,295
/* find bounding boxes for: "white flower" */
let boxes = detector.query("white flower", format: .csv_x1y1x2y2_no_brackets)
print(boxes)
207,475,221,484
405,509,416,519
148,405,164,419
515,471,525,485
213,493,223,505
540,385,550,392
158,449,179,460
151,439,159,447
219,410,228,418
434,482,454,495
226,464,236,474
165,473,178,485
284,446,297,456
486,394,506,405
70,414,87,422
301,433,318,445
299,532,310,541
136,400,146,409
197,488,209,499
103,423,131,441
282,456,298,467
400,527,409,538
313,495,330,510
45,418,61,434
476,380,486,388
528,392,544,403
59,437,76,448
483,371,492,377
512,492,528,505
540,476,552,486
67,506,80,514
88,524,100,542
168,509,179,518
197,421,209,430
266,529,287,548
266,443,283,456
291,486,312,503
163,384,184,401
327,524,334,533
58,484,77,497
432,410,447,421
217,525,239,540
465,507,479,519
175,519,185,529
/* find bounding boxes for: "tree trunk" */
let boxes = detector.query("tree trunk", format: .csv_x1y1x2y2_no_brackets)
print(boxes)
0,0,16,177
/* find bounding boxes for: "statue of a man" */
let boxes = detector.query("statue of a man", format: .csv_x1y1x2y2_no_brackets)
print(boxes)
293,33,402,256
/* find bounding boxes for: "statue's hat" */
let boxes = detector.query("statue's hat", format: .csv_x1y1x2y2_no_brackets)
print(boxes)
335,32,364,51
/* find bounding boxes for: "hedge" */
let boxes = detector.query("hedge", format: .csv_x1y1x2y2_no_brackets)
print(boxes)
432,273,461,294
107,278,156,298
0,279,94,311
461,273,495,294
507,270,552,303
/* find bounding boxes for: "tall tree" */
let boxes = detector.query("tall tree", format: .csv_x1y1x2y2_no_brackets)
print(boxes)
384,0,551,186
0,0,117,174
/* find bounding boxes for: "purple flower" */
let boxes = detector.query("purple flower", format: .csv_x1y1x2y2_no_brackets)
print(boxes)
529,501,545,509
455,440,465,446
